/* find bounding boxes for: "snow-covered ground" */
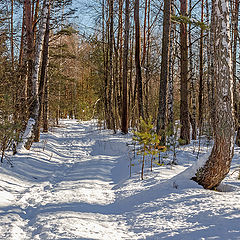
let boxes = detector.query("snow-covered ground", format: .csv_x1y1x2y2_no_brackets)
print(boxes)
0,119,240,239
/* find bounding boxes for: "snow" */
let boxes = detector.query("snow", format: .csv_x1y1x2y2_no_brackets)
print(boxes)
17,118,35,152
1,119,240,239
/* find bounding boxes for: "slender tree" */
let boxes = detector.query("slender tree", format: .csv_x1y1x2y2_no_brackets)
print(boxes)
188,0,197,140
34,0,51,141
233,0,240,146
134,0,144,119
180,0,190,144
156,0,171,143
198,0,204,133
20,0,50,150
167,0,175,135
121,0,130,134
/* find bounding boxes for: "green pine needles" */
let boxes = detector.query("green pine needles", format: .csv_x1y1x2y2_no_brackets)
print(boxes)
171,15,209,31
133,117,166,180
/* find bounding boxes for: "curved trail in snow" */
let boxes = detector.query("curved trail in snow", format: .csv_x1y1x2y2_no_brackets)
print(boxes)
0,120,135,239
1,119,240,240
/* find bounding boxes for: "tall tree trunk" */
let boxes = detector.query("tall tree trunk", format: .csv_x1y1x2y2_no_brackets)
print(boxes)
206,0,216,133
193,0,235,189
118,0,123,113
141,0,148,66
21,0,50,150
145,0,151,118
18,8,28,123
156,0,171,143
34,1,50,142
198,0,204,133
188,0,197,140
108,0,116,131
167,0,175,135
134,0,144,119
102,0,109,128
24,0,34,113
121,0,130,134
11,0,14,69
180,0,190,145
233,0,240,146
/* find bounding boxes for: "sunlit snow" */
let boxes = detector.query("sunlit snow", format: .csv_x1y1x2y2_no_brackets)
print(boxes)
0,119,240,239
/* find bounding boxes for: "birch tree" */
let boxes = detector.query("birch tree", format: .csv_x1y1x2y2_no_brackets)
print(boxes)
19,0,50,150
193,0,235,189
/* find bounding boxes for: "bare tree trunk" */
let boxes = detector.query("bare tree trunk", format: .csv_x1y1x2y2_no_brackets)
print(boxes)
21,0,50,150
198,0,204,133
43,74,49,133
167,0,175,135
11,0,14,69
206,0,216,133
141,0,148,66
18,7,28,123
180,0,190,145
121,0,130,134
102,0,109,128
108,0,116,131
188,0,197,140
193,0,235,189
233,0,240,145
134,0,144,120
145,0,151,118
34,1,50,141
156,0,171,143
33,0,40,36
24,0,34,113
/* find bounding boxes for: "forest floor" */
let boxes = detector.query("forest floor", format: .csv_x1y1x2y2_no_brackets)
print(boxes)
0,119,240,240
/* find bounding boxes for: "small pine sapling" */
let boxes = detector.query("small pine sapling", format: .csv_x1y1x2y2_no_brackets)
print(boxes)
133,117,164,179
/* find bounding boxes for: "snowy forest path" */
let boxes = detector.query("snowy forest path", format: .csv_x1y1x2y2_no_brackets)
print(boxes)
0,119,135,240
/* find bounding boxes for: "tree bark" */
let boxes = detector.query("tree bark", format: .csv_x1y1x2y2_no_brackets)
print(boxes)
134,0,144,119
34,1,50,141
156,0,171,143
108,0,116,131
233,0,240,145
22,0,50,150
188,0,197,140
167,0,175,135
193,0,235,189
121,0,130,134
198,0,204,133
180,0,190,145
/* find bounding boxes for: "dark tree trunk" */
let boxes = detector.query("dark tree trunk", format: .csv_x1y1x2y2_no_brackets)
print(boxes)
188,0,197,140
156,0,171,143
108,0,116,131
24,0,34,113
34,1,50,141
121,0,130,134
134,0,144,119
198,0,204,133
180,0,190,145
